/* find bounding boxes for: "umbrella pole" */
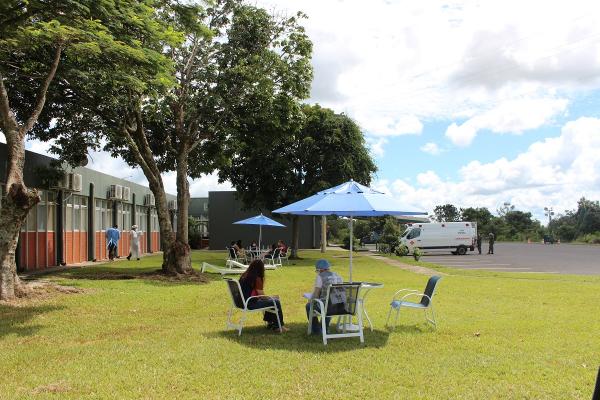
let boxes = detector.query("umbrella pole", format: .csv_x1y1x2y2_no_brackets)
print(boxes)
259,225,262,250
349,216,353,282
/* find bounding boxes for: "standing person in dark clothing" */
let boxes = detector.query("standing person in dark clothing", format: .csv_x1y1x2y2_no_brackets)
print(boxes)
239,259,288,332
488,232,495,254
477,233,482,255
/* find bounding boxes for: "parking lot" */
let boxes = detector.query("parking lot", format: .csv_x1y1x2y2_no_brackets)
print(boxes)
419,242,600,275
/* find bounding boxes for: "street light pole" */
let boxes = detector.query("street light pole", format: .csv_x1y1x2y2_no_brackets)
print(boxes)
543,206,554,226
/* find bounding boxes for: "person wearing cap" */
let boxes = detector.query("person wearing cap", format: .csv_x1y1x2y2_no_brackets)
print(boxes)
127,224,141,261
306,259,343,334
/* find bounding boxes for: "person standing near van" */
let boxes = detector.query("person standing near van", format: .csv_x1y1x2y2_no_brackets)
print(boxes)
488,232,495,254
127,225,141,261
477,233,482,254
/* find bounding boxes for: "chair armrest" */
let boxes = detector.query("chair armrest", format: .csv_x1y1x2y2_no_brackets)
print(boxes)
244,295,279,308
400,292,431,304
391,289,418,300
308,298,325,317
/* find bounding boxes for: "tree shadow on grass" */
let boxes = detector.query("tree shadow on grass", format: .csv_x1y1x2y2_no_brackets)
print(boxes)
0,303,64,338
205,322,391,353
49,266,219,286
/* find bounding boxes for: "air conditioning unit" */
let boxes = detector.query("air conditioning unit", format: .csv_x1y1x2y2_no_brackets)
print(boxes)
144,193,155,206
122,186,131,202
108,184,123,200
71,173,82,192
60,173,71,189
168,200,177,210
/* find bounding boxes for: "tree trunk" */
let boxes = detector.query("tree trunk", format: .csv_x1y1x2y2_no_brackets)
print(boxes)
163,143,192,275
0,127,40,300
0,52,59,299
290,215,300,258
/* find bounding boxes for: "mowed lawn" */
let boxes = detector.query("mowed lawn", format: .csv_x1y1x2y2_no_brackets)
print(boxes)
1,250,599,399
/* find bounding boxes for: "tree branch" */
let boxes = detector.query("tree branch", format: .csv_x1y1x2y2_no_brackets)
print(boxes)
0,73,17,133
20,44,62,136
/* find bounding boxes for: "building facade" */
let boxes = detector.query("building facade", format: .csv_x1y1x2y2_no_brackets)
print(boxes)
0,143,176,272
206,191,322,250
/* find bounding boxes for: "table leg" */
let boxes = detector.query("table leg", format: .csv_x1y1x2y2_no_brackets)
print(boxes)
361,289,374,332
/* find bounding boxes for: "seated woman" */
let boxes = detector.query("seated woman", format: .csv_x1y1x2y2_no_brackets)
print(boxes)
263,243,277,259
233,239,246,260
277,240,288,254
239,260,288,332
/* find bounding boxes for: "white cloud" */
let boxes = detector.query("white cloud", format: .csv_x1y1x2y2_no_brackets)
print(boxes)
445,98,568,146
420,142,443,155
366,137,388,158
257,0,600,147
377,117,600,221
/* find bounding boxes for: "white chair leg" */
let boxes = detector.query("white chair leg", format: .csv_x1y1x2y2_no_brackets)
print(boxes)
386,305,393,327
393,306,402,329
321,315,328,345
239,311,247,336
429,304,437,328
358,309,365,344
307,303,314,335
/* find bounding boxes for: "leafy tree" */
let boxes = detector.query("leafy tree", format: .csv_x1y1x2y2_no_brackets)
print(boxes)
222,104,377,257
433,204,461,222
503,210,538,240
43,0,312,274
461,207,493,230
0,0,169,299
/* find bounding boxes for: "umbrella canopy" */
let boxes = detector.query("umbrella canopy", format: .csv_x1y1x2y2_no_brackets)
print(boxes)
233,213,285,249
273,180,426,281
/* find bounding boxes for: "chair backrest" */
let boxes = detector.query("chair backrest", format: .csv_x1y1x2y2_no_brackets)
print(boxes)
225,279,245,309
273,247,281,258
421,275,442,307
324,283,361,316
228,247,237,260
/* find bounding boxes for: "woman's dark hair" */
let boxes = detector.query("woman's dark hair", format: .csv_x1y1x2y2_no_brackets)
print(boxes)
236,239,242,247
240,259,265,283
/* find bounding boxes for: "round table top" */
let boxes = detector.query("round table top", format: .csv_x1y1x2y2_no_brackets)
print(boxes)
358,282,384,289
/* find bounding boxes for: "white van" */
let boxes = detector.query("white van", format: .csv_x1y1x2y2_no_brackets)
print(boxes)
400,222,477,255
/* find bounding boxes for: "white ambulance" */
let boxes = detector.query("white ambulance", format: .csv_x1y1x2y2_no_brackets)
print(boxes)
400,222,477,255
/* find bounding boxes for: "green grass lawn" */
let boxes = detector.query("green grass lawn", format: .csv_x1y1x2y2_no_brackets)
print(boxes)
1,250,599,399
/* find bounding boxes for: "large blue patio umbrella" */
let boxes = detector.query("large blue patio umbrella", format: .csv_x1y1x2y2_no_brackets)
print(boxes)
273,180,426,281
233,213,286,250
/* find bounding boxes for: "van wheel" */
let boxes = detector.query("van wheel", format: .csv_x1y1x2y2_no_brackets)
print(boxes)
457,246,467,255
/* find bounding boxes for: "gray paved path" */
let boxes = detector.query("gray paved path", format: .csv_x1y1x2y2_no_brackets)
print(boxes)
419,242,600,275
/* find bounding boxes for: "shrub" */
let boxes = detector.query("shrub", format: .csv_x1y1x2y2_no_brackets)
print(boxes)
395,244,409,257
342,235,360,250
577,232,600,244
413,247,423,261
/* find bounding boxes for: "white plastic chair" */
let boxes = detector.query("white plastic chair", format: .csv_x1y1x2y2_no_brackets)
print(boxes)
224,279,281,336
386,276,442,329
307,283,364,345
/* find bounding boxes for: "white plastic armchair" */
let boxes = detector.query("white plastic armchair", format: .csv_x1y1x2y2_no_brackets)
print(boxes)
224,279,281,336
386,276,442,330
307,283,364,345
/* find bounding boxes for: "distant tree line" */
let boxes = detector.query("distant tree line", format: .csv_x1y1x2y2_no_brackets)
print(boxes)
327,197,600,246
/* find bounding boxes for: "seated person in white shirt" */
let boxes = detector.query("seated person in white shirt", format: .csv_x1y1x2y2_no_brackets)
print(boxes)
305,259,342,334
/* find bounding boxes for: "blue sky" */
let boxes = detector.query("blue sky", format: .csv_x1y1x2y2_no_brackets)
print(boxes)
7,0,600,224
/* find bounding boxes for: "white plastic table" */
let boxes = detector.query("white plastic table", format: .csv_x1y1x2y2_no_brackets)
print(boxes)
357,282,384,331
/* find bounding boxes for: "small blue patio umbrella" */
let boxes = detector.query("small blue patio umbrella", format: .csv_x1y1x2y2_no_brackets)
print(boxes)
273,180,426,281
233,213,286,250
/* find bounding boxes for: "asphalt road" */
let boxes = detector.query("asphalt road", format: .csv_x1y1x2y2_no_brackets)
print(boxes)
418,242,600,275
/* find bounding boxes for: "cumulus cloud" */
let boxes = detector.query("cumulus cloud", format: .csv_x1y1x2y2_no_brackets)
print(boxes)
420,142,444,155
445,98,568,146
378,117,600,220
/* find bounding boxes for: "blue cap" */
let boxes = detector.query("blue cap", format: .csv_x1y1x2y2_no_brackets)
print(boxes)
315,259,331,270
